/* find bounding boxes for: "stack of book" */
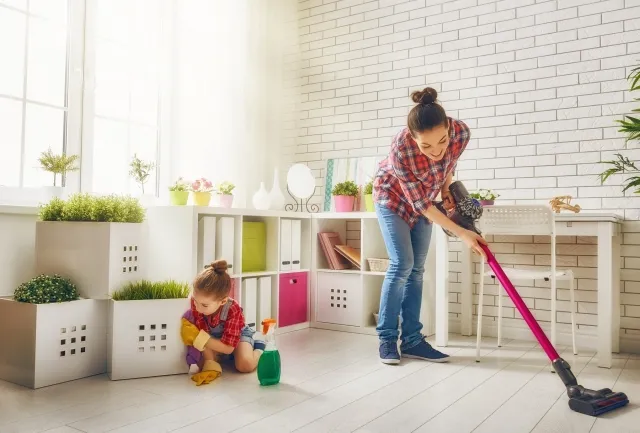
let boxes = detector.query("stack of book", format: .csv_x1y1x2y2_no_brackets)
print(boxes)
317,232,361,270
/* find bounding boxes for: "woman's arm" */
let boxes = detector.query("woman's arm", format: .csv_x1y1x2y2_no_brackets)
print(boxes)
424,203,487,258
203,338,234,355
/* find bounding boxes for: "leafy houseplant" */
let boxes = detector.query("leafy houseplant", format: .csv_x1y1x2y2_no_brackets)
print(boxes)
470,189,499,206
111,280,190,301
599,66,640,194
216,181,235,209
129,154,155,194
39,193,145,223
38,148,79,197
332,180,359,212
14,275,79,304
190,178,214,207
363,181,374,212
168,177,190,206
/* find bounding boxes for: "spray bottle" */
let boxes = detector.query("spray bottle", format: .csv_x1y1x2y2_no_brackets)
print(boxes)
257,318,280,386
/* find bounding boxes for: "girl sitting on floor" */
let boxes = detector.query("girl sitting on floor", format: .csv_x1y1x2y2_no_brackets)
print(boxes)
180,260,265,386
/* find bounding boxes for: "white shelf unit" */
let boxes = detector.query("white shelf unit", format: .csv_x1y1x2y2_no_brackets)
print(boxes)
145,206,311,333
310,213,439,337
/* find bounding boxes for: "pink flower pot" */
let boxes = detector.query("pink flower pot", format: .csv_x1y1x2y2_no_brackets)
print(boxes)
479,200,494,206
334,195,355,212
219,194,233,209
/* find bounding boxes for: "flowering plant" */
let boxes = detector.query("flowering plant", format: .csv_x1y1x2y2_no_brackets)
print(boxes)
217,181,235,195
190,178,214,193
168,177,190,192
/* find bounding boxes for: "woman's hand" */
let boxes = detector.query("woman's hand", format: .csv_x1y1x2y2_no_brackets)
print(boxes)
460,229,487,259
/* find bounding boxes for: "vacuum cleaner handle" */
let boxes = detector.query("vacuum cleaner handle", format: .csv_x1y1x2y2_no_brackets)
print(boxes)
480,243,560,362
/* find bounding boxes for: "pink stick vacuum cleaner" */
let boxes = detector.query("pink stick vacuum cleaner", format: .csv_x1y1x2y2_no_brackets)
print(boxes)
436,181,629,417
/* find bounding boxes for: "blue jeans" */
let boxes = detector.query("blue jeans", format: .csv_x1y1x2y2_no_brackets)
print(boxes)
375,203,432,350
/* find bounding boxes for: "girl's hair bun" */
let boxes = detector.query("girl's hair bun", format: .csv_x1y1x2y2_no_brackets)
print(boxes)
411,87,438,105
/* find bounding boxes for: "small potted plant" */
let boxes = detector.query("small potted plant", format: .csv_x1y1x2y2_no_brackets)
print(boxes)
363,181,374,212
0,275,107,389
332,180,359,212
190,178,214,207
168,177,190,206
38,148,79,199
470,189,499,206
129,154,155,195
216,181,235,209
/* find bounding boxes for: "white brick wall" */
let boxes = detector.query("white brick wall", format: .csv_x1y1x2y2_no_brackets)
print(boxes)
287,0,640,349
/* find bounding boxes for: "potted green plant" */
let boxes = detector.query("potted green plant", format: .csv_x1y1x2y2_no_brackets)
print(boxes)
216,181,235,209
168,177,190,206
332,180,359,212
36,193,145,299
599,65,640,194
0,275,108,389
470,189,499,206
363,181,374,212
108,280,190,380
190,178,214,207
37,148,80,199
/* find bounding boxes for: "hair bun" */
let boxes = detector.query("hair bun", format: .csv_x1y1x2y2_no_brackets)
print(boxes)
411,87,438,105
211,260,228,275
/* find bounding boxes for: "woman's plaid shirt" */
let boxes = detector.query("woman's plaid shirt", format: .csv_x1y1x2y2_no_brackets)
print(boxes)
373,117,470,228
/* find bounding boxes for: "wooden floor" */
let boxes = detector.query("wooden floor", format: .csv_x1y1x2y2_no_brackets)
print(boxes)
0,329,637,433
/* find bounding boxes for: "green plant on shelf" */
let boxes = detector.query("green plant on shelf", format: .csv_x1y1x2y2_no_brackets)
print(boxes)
168,177,190,192
470,189,499,201
38,148,79,187
111,280,190,301
599,64,640,194
14,275,80,304
332,180,359,197
217,181,235,195
363,181,373,195
129,154,155,194
39,193,145,223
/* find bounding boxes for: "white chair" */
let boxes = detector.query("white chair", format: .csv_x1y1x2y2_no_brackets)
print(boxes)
475,205,577,361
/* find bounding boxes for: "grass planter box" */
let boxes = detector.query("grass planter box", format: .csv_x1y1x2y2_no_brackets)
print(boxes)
0,298,108,389
35,222,144,299
108,298,190,380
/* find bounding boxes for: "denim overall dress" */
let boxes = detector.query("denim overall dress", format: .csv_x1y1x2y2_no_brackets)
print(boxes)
184,299,255,367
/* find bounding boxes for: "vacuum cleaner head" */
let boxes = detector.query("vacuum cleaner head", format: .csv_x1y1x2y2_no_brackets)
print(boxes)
568,388,629,416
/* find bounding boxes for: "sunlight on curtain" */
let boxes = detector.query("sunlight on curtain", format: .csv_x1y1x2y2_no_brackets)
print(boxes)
171,0,299,206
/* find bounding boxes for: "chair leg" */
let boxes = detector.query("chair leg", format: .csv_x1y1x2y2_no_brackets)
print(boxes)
476,260,485,362
570,276,577,355
497,283,503,348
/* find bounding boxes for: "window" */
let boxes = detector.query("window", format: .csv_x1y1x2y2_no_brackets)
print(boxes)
82,0,168,196
0,0,72,188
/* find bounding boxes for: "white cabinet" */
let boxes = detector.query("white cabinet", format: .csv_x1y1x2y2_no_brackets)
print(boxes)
316,273,362,327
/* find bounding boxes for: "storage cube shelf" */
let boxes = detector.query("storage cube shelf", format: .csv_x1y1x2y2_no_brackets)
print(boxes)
145,207,312,332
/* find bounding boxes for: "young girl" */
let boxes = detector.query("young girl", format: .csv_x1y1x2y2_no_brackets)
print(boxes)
374,87,486,365
180,260,265,385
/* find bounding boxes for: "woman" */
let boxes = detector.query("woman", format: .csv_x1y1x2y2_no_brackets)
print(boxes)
373,87,486,364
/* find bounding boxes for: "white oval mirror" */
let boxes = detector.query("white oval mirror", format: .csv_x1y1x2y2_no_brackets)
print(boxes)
287,164,315,199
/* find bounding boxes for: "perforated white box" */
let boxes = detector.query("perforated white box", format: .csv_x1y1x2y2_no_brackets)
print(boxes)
35,222,145,299
0,298,108,389
316,273,362,326
108,299,190,380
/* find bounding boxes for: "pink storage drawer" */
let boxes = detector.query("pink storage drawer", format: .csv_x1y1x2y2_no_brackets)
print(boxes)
278,272,308,327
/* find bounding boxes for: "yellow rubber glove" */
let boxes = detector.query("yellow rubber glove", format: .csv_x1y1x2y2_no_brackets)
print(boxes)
180,318,211,351
191,360,222,386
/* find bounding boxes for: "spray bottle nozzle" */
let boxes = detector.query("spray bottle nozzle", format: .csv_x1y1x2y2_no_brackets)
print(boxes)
261,318,276,335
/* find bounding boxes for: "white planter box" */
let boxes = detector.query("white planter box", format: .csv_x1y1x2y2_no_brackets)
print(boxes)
35,222,145,299
0,298,108,389
108,298,190,380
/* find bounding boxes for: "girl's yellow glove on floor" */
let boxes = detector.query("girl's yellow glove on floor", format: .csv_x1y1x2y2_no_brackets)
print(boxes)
191,360,222,386
180,318,211,351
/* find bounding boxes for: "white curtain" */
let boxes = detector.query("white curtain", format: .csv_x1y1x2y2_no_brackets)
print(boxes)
170,0,299,206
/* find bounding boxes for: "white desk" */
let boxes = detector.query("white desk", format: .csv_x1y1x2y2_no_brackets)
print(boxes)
435,212,622,369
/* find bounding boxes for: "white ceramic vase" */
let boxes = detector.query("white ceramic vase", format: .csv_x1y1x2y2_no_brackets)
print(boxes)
252,182,271,210
269,168,285,210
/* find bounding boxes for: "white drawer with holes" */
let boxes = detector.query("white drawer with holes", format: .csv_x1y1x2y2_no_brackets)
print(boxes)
316,273,362,326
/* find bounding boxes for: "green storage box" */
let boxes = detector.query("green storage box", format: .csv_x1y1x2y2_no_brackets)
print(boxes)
242,222,267,272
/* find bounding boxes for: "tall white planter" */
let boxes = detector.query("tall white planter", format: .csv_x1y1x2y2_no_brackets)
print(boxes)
35,222,145,299
108,298,190,380
0,298,108,389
